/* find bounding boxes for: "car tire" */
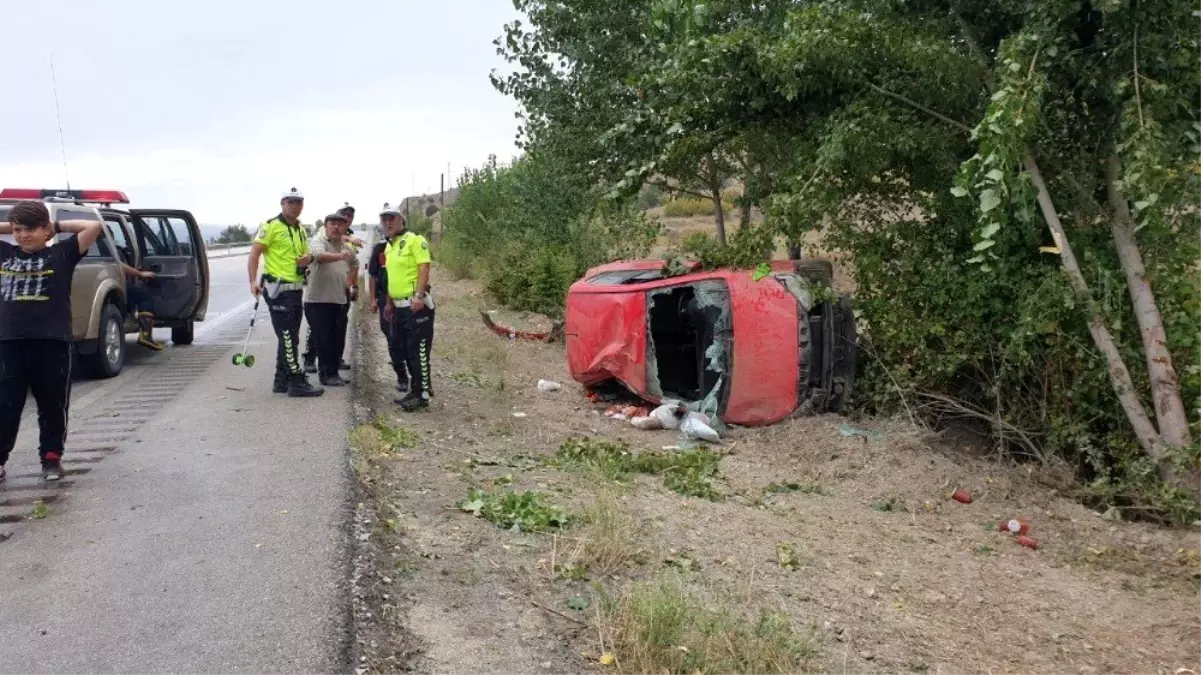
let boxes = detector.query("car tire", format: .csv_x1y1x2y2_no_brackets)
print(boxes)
88,303,126,379
828,293,858,413
794,260,834,287
172,319,195,346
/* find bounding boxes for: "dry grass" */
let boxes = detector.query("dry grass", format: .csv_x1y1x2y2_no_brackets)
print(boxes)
549,489,643,581
348,266,1201,675
596,574,818,675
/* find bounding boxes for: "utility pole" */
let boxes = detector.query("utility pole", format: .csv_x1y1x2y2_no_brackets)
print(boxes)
439,173,445,241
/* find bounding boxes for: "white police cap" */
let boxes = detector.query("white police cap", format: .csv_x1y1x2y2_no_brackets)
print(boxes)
281,187,305,201
379,202,401,216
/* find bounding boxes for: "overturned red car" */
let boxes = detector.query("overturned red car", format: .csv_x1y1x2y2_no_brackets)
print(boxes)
565,259,856,426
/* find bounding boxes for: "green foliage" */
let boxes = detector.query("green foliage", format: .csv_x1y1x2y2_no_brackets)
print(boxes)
439,152,659,317
637,184,665,210
406,211,433,236
370,415,417,451
493,0,1201,518
216,224,252,244
552,436,723,501
458,488,573,533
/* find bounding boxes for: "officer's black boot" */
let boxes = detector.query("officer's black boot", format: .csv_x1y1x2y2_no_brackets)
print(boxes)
303,356,317,374
273,368,288,393
288,374,324,398
397,392,428,412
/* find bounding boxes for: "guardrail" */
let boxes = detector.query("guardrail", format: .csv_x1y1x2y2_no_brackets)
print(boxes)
206,243,253,258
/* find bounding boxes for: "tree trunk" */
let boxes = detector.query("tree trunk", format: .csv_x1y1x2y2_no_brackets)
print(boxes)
1106,154,1194,449
712,185,727,246
1023,152,1169,468
705,153,727,246
787,242,802,260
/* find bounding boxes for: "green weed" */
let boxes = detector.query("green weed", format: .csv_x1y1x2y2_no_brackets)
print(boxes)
459,488,573,533
764,481,829,496
369,415,418,451
552,436,723,500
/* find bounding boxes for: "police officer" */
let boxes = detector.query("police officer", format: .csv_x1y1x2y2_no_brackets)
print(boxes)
381,203,434,411
369,205,404,390
248,187,323,397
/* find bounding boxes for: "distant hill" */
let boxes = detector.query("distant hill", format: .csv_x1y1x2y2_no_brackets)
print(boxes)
398,187,460,220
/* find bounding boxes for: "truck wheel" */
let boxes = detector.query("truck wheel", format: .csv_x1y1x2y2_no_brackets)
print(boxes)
794,260,834,287
172,319,195,346
88,304,126,379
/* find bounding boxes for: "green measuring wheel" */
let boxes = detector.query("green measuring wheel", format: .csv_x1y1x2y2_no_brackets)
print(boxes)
232,297,261,369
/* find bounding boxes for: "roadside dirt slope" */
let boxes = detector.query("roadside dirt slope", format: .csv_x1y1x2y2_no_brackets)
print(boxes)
349,270,1200,675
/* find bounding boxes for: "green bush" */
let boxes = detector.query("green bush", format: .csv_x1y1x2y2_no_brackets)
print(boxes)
636,184,664,209
438,150,659,316
485,241,582,318
406,212,433,236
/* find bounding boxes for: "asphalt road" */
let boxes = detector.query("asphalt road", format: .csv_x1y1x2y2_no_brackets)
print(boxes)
0,250,354,673
47,252,259,408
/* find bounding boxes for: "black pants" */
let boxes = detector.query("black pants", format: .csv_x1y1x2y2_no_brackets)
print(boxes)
389,306,434,397
376,296,391,338
336,300,350,361
310,292,352,365
268,289,304,381
303,322,316,365
0,340,73,466
304,303,344,379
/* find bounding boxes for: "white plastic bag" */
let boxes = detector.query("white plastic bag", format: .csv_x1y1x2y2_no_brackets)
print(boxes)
629,416,662,430
536,379,562,392
680,415,720,443
650,404,683,430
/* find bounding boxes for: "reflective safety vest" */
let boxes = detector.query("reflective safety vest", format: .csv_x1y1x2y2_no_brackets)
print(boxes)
254,216,310,283
384,231,431,300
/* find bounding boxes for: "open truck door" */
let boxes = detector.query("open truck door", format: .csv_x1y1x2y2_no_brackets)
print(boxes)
128,209,209,344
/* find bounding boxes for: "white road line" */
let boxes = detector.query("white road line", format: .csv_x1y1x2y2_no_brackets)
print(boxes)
194,297,257,341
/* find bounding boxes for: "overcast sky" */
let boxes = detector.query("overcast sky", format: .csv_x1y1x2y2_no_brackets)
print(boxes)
0,0,523,225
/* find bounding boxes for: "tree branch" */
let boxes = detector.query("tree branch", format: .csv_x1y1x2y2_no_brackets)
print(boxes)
647,178,711,202
1133,20,1145,129
1023,150,1167,464
864,82,974,134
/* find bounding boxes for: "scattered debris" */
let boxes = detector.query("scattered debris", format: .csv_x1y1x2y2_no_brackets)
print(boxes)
1016,535,1040,550
480,310,563,342
840,424,883,441
512,412,528,418
536,379,562,393
999,517,1030,535
951,489,973,504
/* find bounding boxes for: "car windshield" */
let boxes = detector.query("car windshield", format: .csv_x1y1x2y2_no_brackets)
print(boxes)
587,269,665,285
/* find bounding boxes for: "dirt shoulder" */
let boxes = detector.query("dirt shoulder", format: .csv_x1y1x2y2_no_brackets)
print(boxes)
348,269,1200,675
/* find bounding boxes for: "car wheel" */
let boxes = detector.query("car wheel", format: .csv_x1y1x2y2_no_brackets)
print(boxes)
88,304,126,379
828,294,858,412
172,319,195,345
794,260,834,287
